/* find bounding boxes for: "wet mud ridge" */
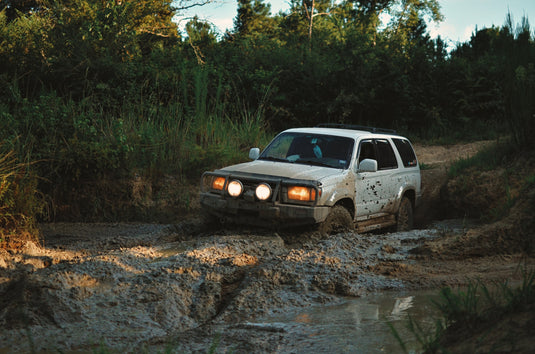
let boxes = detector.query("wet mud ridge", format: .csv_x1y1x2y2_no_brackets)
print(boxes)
0,221,459,352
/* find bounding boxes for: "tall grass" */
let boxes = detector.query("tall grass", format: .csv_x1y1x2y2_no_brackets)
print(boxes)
117,68,272,179
447,141,519,178
0,147,44,249
503,15,535,149
0,69,272,221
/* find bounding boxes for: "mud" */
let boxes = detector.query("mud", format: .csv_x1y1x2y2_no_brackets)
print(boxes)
0,140,533,352
0,219,531,352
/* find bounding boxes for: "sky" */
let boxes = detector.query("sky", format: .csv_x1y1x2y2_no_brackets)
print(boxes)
177,0,534,47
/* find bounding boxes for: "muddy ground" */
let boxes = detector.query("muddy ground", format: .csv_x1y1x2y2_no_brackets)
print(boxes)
1,141,534,352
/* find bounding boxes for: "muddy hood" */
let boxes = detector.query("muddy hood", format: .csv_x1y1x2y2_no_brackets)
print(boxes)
219,160,342,181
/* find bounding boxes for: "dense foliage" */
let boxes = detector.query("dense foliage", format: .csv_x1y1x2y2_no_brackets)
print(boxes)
0,0,534,226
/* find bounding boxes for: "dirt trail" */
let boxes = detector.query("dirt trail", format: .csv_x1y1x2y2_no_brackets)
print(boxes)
0,140,533,353
412,140,494,224
413,140,493,166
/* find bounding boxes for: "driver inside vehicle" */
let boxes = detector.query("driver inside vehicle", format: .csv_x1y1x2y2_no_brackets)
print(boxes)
287,136,322,159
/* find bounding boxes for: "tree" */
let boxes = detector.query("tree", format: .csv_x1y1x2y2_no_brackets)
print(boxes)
232,0,275,38
284,0,331,48
376,0,442,52
349,0,391,44
0,0,44,21
0,3,52,96
185,16,217,64
303,0,330,46
43,1,181,95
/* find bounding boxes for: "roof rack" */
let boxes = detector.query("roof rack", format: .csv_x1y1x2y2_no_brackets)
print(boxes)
315,123,398,135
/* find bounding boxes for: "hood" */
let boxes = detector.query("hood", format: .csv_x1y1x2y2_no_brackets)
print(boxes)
219,160,343,181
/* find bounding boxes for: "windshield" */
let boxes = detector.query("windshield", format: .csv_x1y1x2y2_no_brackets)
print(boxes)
259,132,355,169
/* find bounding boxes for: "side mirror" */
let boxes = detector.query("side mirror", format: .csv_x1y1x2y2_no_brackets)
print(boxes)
358,158,378,172
249,148,260,160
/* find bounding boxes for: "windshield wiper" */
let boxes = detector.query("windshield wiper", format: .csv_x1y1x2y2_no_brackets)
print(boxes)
296,159,334,168
259,156,290,163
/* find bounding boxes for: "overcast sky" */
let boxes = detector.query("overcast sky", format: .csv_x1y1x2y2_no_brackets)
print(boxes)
177,0,534,47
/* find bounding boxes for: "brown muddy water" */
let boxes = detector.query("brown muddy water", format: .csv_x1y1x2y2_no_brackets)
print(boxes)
257,290,441,353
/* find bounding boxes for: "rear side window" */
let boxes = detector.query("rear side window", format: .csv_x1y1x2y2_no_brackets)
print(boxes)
376,139,398,170
392,138,418,167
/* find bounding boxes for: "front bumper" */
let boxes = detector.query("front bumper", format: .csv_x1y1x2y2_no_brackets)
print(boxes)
200,192,330,227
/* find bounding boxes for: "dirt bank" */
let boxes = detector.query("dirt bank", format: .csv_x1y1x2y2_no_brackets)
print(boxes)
0,141,533,352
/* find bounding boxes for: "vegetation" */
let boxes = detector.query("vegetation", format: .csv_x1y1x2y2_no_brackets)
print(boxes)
445,139,535,224
391,270,535,353
448,143,515,178
0,147,44,249
0,1,534,240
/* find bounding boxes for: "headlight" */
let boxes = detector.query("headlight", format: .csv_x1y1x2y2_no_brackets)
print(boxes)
255,183,272,201
288,186,317,201
227,180,243,197
211,176,225,191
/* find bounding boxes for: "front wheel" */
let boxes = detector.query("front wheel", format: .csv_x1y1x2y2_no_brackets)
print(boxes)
318,205,353,235
396,197,414,232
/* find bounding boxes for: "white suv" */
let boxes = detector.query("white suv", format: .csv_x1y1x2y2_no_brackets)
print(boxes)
200,124,421,233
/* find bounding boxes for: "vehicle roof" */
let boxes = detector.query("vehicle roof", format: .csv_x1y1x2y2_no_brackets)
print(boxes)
282,127,404,140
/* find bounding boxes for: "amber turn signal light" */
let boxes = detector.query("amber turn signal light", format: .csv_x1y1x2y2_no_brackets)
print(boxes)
287,186,316,201
212,177,225,190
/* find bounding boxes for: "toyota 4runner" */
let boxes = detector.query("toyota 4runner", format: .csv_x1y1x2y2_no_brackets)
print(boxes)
200,124,421,233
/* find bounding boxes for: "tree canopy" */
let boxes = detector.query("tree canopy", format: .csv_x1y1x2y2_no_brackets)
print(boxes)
0,0,533,184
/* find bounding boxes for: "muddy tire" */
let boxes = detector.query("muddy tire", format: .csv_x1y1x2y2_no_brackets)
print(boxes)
396,197,413,232
318,205,353,235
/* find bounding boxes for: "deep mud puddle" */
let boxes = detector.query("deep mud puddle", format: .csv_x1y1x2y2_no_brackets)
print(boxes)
249,289,441,353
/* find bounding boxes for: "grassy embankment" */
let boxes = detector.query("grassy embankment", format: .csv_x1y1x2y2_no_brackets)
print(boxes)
392,143,535,353
391,270,535,353
0,74,272,249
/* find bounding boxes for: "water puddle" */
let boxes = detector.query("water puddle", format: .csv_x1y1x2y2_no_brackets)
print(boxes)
258,289,442,353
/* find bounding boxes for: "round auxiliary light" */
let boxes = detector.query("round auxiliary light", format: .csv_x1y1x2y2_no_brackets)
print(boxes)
255,183,272,201
227,180,243,197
